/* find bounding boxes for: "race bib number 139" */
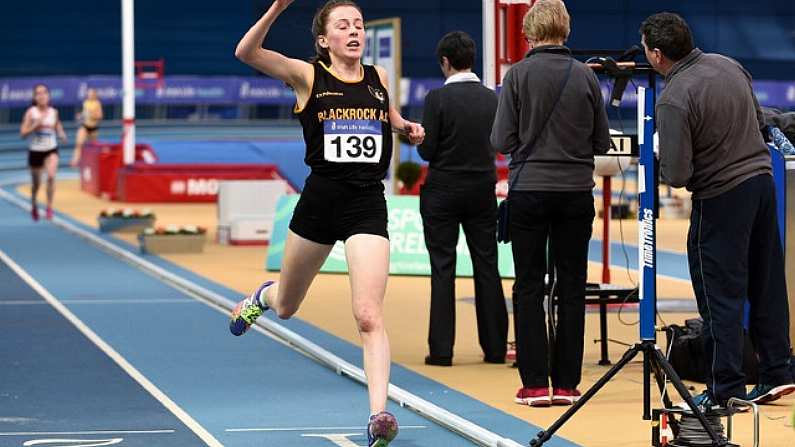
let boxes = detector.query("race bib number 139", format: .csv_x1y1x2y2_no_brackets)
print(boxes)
324,119,382,163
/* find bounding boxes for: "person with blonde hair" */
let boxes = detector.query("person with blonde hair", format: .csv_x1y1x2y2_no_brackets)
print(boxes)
229,1,424,445
71,88,103,167
491,0,610,407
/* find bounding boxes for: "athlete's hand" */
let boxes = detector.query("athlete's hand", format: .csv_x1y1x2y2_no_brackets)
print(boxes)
30,117,44,131
273,0,294,10
404,121,425,146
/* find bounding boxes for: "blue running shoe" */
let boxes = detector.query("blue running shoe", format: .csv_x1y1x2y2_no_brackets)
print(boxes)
746,383,795,404
367,411,398,447
676,390,749,414
229,281,273,336
675,391,723,412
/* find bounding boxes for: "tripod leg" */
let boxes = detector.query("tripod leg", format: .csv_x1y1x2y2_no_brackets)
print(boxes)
649,353,675,409
530,344,642,446
650,348,727,446
648,350,681,437
644,348,651,419
599,301,610,365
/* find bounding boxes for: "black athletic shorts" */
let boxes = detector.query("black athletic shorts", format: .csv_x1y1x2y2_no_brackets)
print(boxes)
289,173,389,245
28,148,59,168
83,124,99,133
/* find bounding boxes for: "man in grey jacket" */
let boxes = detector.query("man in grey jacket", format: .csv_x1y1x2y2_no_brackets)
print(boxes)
640,12,794,409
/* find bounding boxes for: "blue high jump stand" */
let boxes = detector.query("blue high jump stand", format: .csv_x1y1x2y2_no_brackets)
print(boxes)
529,81,729,446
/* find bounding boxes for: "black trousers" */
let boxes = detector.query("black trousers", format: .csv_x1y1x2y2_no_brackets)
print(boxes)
420,181,508,360
688,174,792,403
510,191,594,389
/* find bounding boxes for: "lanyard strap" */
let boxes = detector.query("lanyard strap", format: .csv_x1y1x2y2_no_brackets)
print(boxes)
506,56,574,194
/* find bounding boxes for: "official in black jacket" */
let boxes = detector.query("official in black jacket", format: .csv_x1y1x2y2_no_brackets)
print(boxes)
418,31,509,367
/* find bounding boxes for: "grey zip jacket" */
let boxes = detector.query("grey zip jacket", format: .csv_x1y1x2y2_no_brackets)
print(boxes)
490,45,610,191
656,48,771,199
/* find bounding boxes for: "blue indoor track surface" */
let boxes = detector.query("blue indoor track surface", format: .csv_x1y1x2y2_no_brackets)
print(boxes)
0,188,581,447
0,255,208,447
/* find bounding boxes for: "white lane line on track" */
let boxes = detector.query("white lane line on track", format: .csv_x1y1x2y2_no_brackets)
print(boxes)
226,425,427,432
0,430,175,436
0,249,223,447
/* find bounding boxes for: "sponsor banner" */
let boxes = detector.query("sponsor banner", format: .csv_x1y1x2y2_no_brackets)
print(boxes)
3,76,794,109
407,78,795,109
1,76,78,107
236,78,297,104
141,77,237,104
0,76,295,107
266,195,516,278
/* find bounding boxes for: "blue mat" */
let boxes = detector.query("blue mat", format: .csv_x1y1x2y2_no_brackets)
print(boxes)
142,139,310,190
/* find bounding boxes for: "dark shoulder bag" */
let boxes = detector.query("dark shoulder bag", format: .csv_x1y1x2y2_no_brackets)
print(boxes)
497,56,574,243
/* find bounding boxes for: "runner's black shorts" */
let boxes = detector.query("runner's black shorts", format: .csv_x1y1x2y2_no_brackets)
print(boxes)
289,173,389,245
28,148,59,168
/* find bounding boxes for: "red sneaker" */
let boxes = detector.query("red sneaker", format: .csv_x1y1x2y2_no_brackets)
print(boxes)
45,207,53,220
552,388,581,406
367,411,398,446
515,387,551,407
506,341,516,362
31,206,39,221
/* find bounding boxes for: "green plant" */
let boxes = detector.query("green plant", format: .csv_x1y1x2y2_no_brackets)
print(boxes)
99,208,154,219
143,225,206,235
396,161,422,189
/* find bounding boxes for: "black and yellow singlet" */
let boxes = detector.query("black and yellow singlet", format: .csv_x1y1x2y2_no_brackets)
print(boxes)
296,61,392,185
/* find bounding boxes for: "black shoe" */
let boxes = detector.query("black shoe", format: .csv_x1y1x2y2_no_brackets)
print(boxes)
484,354,506,364
424,355,452,366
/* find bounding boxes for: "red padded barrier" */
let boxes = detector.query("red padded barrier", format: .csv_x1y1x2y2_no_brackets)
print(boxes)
115,163,288,203
399,165,509,198
79,142,157,199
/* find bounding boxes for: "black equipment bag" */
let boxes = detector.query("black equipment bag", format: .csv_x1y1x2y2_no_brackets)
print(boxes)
665,318,760,384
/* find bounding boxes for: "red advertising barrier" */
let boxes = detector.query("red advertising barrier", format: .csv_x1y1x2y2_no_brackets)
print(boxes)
399,163,509,198
79,142,157,199
115,163,288,203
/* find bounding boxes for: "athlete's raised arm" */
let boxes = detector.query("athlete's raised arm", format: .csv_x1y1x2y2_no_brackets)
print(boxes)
235,0,313,99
